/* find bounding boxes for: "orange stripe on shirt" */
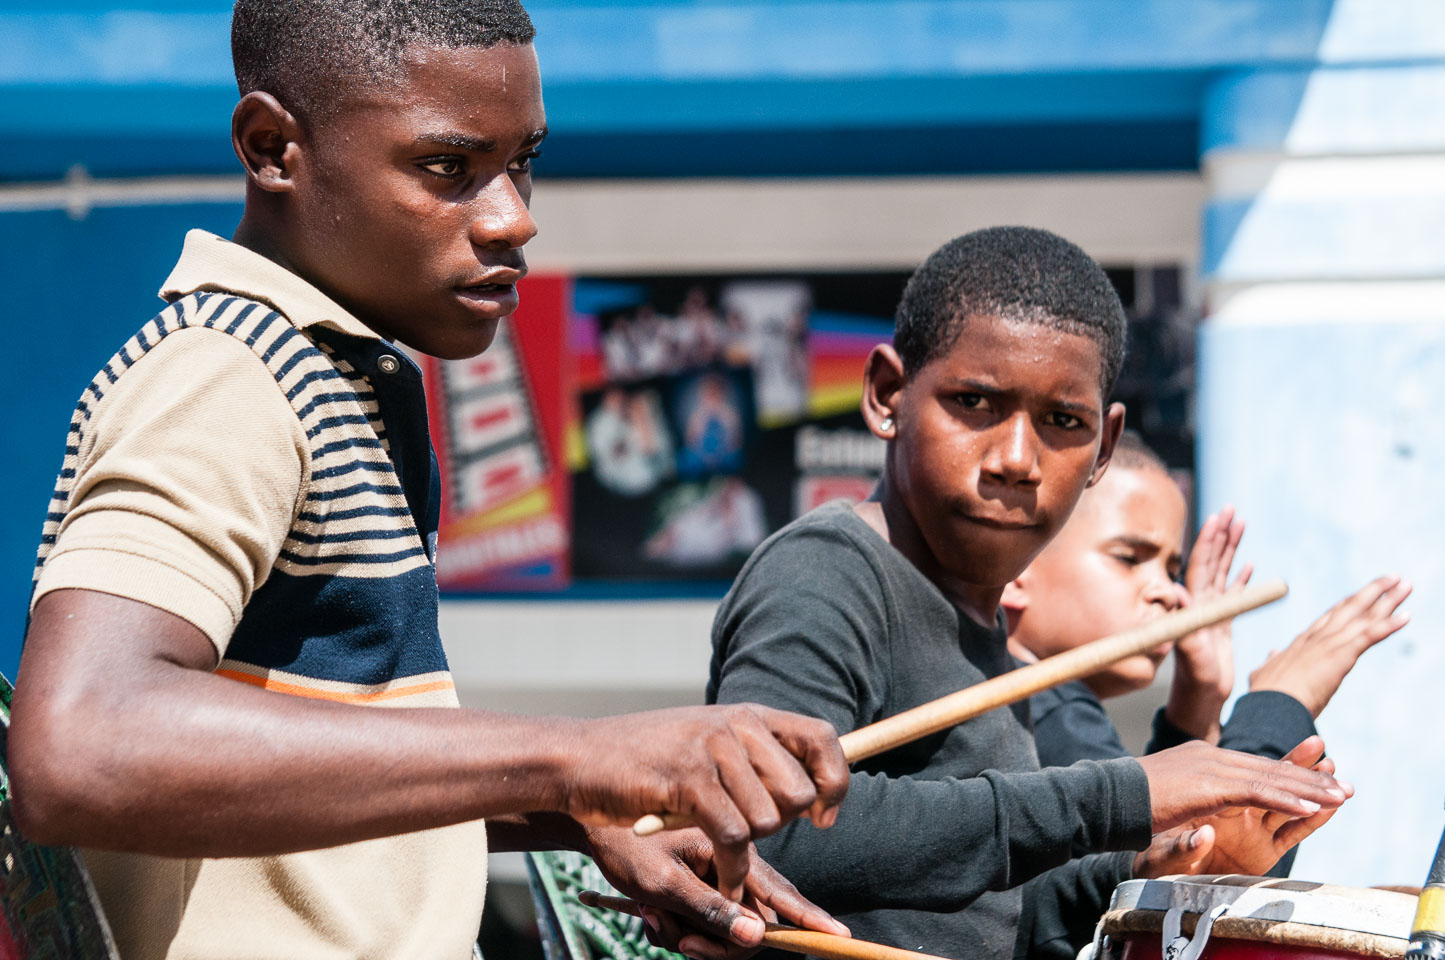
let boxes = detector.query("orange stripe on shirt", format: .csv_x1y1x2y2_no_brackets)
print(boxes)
217,669,455,704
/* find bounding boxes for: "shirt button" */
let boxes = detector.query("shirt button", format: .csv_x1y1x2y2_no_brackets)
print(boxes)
377,354,400,374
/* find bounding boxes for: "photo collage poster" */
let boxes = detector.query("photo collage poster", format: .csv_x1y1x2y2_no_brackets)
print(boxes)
568,273,904,581
421,266,1191,590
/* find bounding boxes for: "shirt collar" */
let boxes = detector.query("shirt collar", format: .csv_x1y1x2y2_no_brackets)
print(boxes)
159,229,380,342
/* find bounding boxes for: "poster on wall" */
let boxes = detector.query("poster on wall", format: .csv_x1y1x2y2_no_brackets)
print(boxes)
419,265,1191,591
424,275,572,591
568,273,902,581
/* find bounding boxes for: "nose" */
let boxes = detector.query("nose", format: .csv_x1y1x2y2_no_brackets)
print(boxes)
981,413,1042,487
1144,574,1184,612
468,173,538,250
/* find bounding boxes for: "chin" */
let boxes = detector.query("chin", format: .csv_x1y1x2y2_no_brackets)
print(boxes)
405,321,500,361
1088,657,1160,699
940,527,1048,589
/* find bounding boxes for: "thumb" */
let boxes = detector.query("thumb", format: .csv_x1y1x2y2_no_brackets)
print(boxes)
662,870,769,946
1184,824,1215,873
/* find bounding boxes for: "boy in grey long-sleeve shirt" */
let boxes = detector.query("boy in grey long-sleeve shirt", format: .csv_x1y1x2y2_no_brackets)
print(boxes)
709,503,1151,958
704,228,1349,960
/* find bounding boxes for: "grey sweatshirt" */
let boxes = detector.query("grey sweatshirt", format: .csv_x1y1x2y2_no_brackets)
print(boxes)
706,502,1153,960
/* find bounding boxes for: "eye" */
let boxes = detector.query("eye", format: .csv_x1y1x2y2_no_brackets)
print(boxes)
419,157,466,178
1109,551,1141,567
955,392,986,409
509,150,542,174
1047,412,1083,429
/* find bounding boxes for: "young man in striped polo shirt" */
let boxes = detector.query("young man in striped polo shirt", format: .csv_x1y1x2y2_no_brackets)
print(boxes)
8,3,850,958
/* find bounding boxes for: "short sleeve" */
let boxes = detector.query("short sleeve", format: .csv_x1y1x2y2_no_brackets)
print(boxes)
32,327,309,654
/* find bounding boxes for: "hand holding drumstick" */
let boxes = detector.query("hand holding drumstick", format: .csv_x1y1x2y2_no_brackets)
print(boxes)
638,580,1345,839
579,890,952,960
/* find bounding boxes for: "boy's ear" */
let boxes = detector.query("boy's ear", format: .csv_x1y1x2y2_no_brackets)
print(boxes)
1085,401,1127,488
1000,576,1029,633
862,344,906,440
232,92,305,194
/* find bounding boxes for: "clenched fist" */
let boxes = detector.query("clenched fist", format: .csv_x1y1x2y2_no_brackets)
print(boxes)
557,703,850,899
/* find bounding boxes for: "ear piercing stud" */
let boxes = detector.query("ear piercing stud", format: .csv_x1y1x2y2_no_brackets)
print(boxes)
879,417,894,432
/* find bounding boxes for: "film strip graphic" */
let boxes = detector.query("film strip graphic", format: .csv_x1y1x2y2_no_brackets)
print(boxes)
438,320,552,518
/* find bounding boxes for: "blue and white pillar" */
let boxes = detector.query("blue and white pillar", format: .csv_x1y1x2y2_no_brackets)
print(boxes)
1197,54,1445,885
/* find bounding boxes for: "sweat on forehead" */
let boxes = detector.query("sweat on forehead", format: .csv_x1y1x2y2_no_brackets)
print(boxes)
893,226,1127,394
231,0,535,120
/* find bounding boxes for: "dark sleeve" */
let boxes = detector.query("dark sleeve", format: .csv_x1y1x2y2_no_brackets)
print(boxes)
711,525,1153,914
1014,852,1134,960
1144,706,1195,755
1032,685,1131,768
1218,691,1317,760
1219,691,1316,878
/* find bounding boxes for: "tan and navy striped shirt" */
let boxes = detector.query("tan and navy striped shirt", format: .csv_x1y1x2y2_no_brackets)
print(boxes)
31,230,488,960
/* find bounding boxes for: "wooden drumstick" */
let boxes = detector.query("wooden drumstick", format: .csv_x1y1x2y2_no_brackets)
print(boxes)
635,578,1287,836
577,890,952,960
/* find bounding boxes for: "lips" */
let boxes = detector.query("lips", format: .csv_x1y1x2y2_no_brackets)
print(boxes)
453,280,521,318
963,514,1042,531
458,265,525,289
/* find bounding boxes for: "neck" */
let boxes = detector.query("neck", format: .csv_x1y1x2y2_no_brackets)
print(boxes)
1005,636,1039,663
233,209,301,276
860,477,1007,629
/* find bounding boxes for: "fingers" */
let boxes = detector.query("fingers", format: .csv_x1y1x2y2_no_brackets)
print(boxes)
1227,753,1346,817
1231,562,1254,591
1166,825,1215,875
713,731,787,840
1186,824,1216,873
1142,743,1347,830
1282,735,1326,769
749,705,849,829
744,848,850,937
647,859,768,947
680,773,755,902
728,719,818,835
1214,508,1245,593
1273,801,1340,850
1186,511,1222,593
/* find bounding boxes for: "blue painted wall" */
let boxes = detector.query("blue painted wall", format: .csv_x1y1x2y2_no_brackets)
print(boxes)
2,205,245,675
5,0,1445,684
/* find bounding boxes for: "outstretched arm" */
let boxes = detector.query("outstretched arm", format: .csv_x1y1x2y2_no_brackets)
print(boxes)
1165,506,1251,743
1249,575,1411,717
12,589,847,901
709,523,1347,913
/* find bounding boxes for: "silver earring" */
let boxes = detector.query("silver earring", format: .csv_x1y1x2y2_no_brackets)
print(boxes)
879,417,894,432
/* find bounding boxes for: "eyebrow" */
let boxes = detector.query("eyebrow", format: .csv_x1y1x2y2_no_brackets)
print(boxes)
414,127,548,153
1107,536,1162,553
942,377,1097,415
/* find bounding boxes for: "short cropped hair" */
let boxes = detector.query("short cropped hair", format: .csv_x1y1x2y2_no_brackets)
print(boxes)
1111,429,1168,474
231,0,535,121
894,226,1127,395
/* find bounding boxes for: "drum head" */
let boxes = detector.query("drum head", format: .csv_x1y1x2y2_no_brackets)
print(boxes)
1099,875,1417,959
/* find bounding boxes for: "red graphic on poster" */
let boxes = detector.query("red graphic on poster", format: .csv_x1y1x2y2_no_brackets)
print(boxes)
424,275,572,590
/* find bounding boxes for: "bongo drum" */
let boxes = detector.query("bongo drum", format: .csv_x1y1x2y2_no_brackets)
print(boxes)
1091,875,1417,960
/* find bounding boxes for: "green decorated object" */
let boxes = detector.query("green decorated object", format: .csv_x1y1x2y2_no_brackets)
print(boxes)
0,673,119,960
526,851,685,960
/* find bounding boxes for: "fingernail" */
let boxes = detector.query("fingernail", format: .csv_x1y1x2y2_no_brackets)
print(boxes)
1327,787,1345,800
1337,779,1355,795
678,936,706,959
1189,830,1203,849
1300,800,1321,813
731,915,764,943
640,910,660,934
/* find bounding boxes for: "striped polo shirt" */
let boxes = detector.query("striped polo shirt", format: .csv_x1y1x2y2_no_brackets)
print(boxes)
30,230,488,960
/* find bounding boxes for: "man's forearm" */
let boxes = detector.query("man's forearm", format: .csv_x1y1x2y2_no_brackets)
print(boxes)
14,658,585,856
